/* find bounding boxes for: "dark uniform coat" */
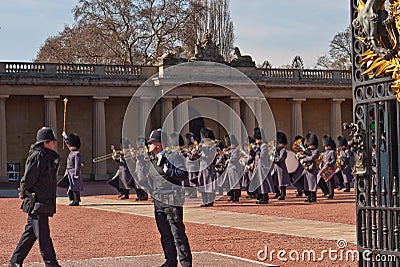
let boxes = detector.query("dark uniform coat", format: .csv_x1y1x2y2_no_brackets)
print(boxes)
272,147,290,187
339,148,353,184
20,145,60,216
135,154,150,189
64,150,83,192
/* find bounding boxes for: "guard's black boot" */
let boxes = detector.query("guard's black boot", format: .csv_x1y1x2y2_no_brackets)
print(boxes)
296,189,303,197
309,191,317,202
256,194,269,204
272,186,281,199
136,189,142,200
232,189,240,202
140,190,148,200
278,186,286,200
304,190,310,202
344,182,351,192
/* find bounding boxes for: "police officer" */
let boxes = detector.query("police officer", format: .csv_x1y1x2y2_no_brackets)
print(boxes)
147,129,192,267
9,127,61,267
64,133,83,205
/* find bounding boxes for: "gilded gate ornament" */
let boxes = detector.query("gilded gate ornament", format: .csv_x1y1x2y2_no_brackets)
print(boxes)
353,0,400,101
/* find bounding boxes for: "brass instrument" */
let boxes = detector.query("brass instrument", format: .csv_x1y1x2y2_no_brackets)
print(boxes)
336,148,345,171
92,146,149,163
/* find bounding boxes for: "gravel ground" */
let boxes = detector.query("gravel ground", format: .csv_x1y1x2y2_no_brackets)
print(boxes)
1,191,357,267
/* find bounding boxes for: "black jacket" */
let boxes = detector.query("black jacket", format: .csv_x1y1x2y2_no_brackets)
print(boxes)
20,145,60,216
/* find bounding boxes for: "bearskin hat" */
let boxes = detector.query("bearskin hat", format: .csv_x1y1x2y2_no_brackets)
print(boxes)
337,136,348,147
136,137,146,148
185,132,196,145
200,127,215,140
68,133,81,149
276,131,288,145
253,127,265,141
305,132,318,148
224,133,239,147
322,135,336,149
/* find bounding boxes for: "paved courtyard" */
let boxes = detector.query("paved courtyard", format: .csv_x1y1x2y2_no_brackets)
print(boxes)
0,182,357,267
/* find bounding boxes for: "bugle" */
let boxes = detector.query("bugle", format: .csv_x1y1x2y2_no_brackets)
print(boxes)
92,146,149,163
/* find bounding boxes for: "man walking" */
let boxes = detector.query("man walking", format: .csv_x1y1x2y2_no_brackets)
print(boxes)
147,128,192,267
9,127,61,267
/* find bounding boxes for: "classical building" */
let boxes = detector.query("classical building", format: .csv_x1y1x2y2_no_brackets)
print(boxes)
0,56,352,181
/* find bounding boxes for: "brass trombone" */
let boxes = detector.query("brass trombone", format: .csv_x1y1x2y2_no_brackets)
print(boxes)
92,146,149,163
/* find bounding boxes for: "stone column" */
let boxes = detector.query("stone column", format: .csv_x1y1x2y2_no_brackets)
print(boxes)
175,96,191,135
290,98,305,140
44,96,59,138
139,97,154,137
0,95,8,182
331,99,345,139
229,97,241,137
244,98,256,135
161,96,175,134
93,97,108,180
255,99,263,128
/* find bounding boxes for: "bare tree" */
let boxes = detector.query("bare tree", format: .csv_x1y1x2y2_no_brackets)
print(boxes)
315,25,352,70
37,0,190,65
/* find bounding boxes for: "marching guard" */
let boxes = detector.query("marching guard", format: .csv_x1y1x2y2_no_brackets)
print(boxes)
182,133,199,198
108,139,135,200
317,135,337,199
134,137,149,201
218,133,243,202
337,136,353,192
251,128,273,204
195,127,218,207
63,132,83,206
296,132,320,203
271,131,291,200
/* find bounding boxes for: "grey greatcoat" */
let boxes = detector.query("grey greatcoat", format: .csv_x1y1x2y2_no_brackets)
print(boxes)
64,150,83,192
301,148,320,192
196,146,217,193
135,154,150,189
272,147,290,187
218,148,243,190
183,149,200,187
252,143,273,194
339,148,353,183
317,149,336,183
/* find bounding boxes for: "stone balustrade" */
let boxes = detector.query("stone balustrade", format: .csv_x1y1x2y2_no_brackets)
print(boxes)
0,62,352,82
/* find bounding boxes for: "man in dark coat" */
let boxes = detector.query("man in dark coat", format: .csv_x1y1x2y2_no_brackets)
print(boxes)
9,127,61,267
134,137,149,200
147,129,192,267
64,133,83,206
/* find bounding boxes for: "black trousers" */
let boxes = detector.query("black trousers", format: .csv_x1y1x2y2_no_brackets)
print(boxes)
68,190,81,203
154,200,192,267
10,213,59,267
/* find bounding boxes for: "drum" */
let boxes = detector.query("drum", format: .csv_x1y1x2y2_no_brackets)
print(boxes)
321,166,339,182
286,150,300,174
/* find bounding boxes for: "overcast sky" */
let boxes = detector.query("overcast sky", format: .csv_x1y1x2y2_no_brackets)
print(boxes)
0,0,350,68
